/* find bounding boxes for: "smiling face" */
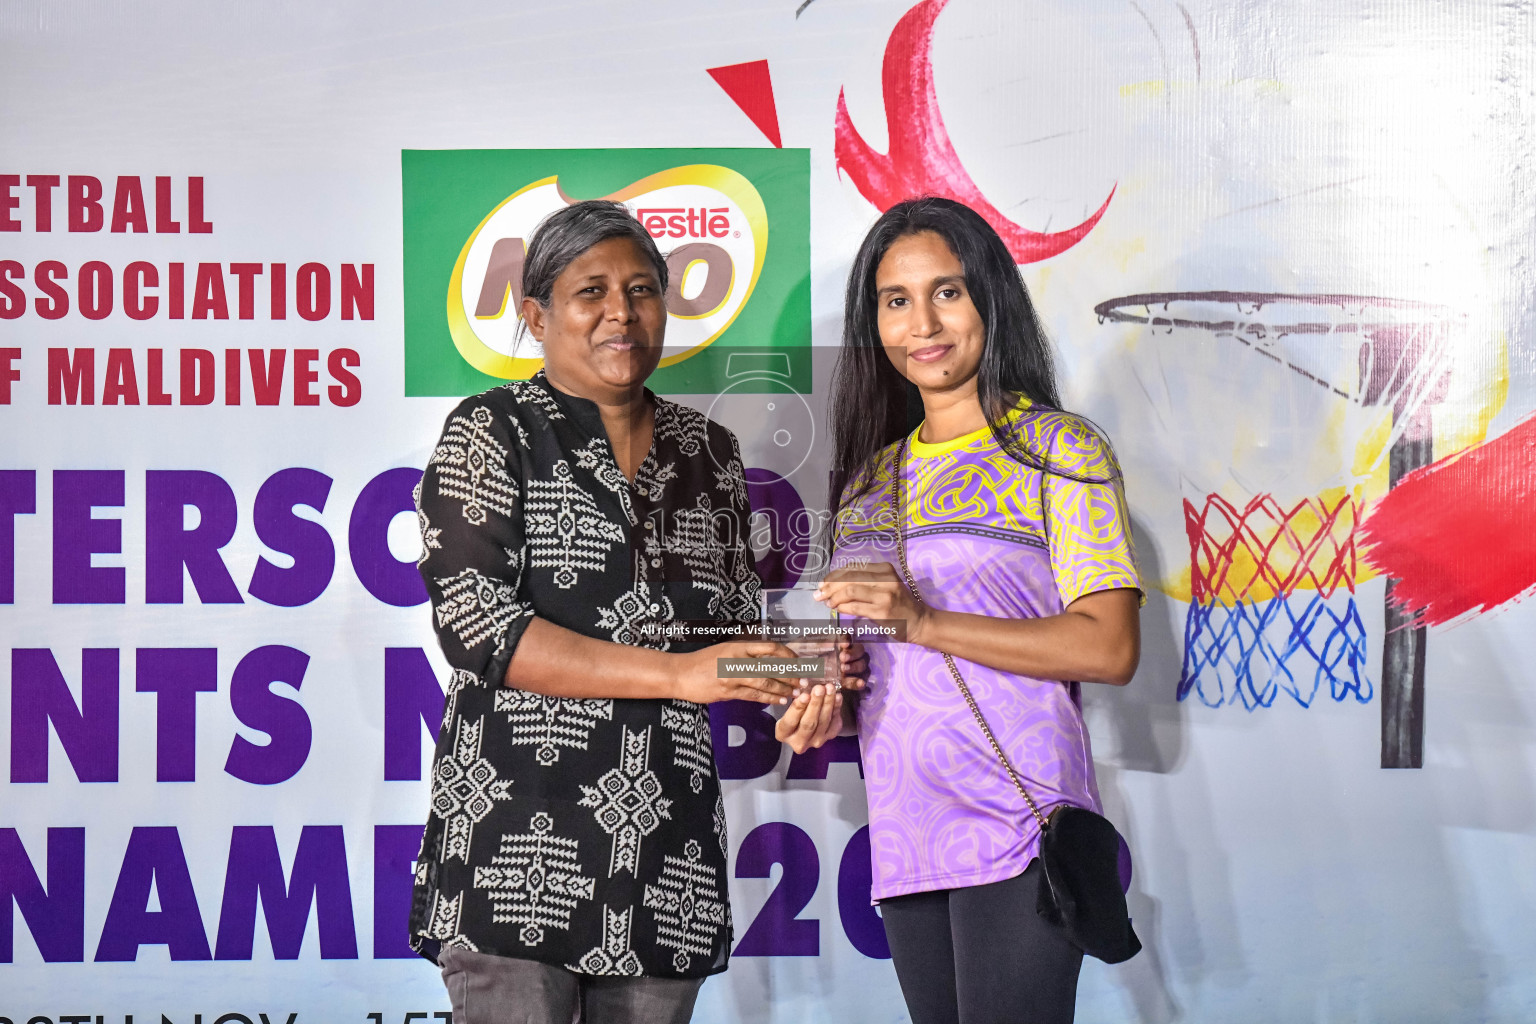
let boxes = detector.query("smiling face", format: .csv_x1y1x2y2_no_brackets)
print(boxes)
522,235,667,402
873,230,987,398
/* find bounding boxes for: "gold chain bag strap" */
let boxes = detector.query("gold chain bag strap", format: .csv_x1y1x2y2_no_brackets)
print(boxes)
887,435,1141,963
887,438,1051,833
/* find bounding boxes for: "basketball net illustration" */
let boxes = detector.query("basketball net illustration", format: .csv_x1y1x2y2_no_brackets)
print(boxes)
1095,292,1457,768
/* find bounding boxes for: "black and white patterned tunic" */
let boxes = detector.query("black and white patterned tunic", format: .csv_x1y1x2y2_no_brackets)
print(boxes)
409,370,760,979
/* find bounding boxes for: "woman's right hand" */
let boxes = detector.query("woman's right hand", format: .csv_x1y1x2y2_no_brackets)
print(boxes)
775,684,845,754
674,640,801,705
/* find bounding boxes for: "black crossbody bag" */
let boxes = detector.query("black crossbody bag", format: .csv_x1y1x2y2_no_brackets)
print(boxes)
889,437,1142,964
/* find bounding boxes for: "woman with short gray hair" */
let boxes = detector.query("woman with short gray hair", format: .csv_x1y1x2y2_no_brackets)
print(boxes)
407,200,842,1022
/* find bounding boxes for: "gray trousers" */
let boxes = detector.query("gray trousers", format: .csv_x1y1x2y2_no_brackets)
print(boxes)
438,946,704,1024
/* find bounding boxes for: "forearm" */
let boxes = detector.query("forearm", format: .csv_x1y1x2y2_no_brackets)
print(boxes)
503,616,678,699
909,590,1140,685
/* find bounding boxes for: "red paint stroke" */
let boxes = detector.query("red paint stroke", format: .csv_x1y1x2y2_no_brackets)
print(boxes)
834,0,1114,263
708,59,783,148
1361,411,1536,626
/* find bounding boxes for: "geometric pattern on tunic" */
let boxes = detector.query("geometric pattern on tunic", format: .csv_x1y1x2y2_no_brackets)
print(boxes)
660,700,713,795
442,667,481,731
495,688,615,767
499,379,566,423
714,462,747,508
439,931,480,953
579,725,672,877
474,811,596,948
635,458,678,503
712,794,728,858
525,459,628,588
504,543,525,576
574,436,636,525
670,493,726,570
665,492,731,615
430,404,520,526
642,838,727,973
596,587,672,649
431,715,514,864
568,904,644,976
718,539,760,623
433,568,529,651
416,506,442,567
423,890,473,949
654,401,706,457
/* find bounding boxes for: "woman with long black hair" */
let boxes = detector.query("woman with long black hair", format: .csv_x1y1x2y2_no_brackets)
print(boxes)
776,196,1142,1023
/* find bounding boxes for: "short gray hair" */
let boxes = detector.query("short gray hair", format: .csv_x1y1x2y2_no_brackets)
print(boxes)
521,199,669,310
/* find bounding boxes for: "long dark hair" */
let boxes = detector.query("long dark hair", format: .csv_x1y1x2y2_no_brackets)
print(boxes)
829,197,1087,513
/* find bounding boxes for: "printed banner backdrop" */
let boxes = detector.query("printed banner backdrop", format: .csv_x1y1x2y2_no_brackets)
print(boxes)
3,2,1535,1023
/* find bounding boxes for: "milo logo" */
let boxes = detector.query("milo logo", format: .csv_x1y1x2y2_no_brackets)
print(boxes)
448,167,765,380
404,149,809,397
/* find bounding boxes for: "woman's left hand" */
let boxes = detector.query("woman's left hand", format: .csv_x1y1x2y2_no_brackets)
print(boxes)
775,684,845,754
817,563,931,646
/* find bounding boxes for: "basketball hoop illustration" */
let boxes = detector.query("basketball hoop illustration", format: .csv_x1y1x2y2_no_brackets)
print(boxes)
1096,291,1460,768
1180,491,1370,711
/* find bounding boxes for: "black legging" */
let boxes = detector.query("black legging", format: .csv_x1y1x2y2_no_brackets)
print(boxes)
879,859,1084,1024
